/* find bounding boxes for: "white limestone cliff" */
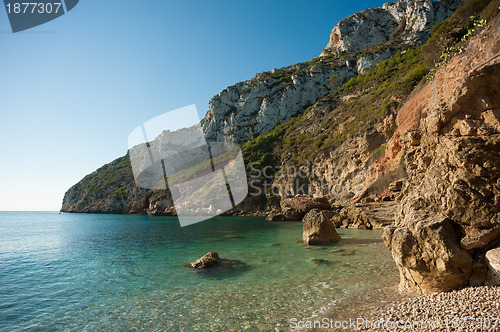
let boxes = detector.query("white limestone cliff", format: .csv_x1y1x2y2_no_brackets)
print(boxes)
320,0,462,56
201,0,462,145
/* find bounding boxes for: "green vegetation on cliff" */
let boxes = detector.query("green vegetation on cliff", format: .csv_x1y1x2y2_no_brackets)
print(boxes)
62,155,134,211
242,46,425,170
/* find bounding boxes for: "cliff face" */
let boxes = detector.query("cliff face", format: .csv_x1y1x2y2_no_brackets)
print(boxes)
383,16,500,293
61,155,151,214
62,0,461,215
201,0,461,144
201,59,357,144
320,0,461,56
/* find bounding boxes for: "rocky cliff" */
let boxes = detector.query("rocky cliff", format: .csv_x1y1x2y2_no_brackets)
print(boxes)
320,0,461,56
383,16,500,294
201,0,461,144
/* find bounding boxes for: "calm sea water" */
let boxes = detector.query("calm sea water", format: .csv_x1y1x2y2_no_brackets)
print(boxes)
0,212,398,331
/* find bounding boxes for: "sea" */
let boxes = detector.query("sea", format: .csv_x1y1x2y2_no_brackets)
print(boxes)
0,212,399,331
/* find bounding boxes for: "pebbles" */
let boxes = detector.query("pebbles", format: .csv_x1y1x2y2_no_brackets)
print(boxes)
359,286,500,331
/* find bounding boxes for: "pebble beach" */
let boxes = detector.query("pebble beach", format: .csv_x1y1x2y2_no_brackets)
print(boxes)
357,286,500,331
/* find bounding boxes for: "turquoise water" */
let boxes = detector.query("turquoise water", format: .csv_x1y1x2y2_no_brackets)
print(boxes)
0,212,398,331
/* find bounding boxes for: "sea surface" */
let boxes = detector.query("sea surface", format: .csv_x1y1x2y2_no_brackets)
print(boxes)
0,212,399,331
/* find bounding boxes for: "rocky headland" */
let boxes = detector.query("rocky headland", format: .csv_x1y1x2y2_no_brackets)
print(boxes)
62,0,500,299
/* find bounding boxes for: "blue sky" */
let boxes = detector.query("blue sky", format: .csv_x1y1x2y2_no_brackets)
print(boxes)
0,0,385,211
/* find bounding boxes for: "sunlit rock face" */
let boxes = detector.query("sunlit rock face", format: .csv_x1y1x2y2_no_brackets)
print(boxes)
383,18,500,294
320,0,462,56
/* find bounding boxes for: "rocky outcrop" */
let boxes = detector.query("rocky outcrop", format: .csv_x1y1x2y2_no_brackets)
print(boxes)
268,195,331,221
201,59,357,144
383,17,500,294
61,155,149,214
272,129,388,205
188,252,220,269
332,201,398,229
302,209,341,245
320,0,462,56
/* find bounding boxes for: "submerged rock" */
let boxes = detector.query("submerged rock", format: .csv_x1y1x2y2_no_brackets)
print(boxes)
186,252,247,273
224,234,246,239
218,258,247,268
311,258,331,265
331,249,357,256
302,209,341,245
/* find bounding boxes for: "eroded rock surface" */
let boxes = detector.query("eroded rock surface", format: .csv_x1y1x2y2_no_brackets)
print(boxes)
485,247,500,285
383,17,500,293
332,201,399,229
281,195,331,221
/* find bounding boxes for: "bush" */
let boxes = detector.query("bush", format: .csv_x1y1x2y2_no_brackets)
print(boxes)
403,65,427,87
329,74,338,89
422,0,496,67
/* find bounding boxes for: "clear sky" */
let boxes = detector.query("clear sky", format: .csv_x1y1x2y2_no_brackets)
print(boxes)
0,0,386,211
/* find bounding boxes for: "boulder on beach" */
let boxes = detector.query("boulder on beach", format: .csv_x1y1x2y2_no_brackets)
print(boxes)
302,209,341,245
485,247,500,285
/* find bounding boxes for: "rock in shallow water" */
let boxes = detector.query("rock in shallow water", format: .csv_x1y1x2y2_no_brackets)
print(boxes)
186,252,247,274
188,252,220,269
311,259,331,265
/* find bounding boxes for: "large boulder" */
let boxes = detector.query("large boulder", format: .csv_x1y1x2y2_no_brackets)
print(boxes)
303,209,341,245
280,195,331,221
383,218,473,293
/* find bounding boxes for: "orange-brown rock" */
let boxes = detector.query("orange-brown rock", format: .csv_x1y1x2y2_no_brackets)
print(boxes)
383,16,500,294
